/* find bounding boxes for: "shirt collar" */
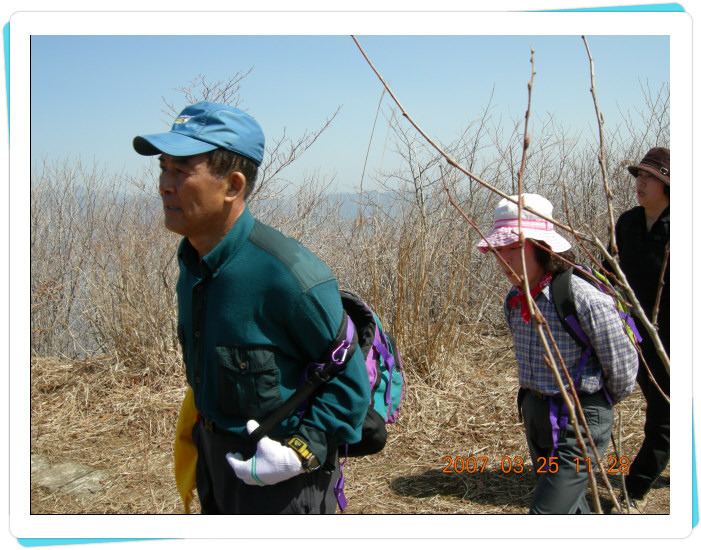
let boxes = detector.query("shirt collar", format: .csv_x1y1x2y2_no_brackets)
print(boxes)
636,204,670,226
506,279,555,303
178,205,255,279
541,283,553,302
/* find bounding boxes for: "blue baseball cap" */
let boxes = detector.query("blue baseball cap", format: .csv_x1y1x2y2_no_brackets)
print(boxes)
133,101,265,166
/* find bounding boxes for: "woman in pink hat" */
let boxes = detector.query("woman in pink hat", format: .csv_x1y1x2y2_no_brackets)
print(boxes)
477,193,638,514
607,147,670,513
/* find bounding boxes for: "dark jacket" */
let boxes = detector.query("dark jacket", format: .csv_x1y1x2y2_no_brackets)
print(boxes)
607,205,669,350
176,205,369,464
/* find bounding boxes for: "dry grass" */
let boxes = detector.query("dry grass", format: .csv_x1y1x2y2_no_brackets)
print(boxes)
31,355,185,514
30,334,669,515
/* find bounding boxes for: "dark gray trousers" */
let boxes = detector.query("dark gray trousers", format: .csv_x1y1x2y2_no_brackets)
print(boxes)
625,332,670,499
522,390,613,514
192,420,340,514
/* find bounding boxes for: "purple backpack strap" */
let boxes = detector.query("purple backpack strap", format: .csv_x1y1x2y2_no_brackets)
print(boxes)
547,326,593,455
333,323,395,512
373,325,396,410
295,316,356,422
564,314,592,350
620,310,643,343
565,314,613,404
548,397,569,457
334,446,349,511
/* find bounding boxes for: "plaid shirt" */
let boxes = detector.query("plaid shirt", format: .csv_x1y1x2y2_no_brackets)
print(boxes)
504,275,638,403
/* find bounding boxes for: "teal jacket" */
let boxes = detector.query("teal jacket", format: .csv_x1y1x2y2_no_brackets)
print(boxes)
176,205,369,464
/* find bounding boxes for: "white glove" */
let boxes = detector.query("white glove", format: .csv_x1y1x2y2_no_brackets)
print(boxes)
226,420,305,486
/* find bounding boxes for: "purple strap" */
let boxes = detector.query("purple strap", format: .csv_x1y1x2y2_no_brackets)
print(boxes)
302,316,355,512
620,311,643,343
334,446,348,511
373,325,395,413
565,313,615,405
565,314,592,349
548,397,568,457
296,316,356,422
548,399,558,455
548,315,594,455
593,277,643,343
365,347,378,388
547,300,628,455
331,316,357,365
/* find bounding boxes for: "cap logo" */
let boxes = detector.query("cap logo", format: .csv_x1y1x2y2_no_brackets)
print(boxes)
174,115,192,125
659,166,669,176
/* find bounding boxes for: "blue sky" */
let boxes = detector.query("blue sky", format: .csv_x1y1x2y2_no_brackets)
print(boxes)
30,34,669,192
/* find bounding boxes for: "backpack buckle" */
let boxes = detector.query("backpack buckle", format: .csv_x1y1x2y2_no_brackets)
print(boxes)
330,340,351,364
328,314,356,366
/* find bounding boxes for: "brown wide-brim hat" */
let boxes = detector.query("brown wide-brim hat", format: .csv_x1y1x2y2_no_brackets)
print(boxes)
627,147,670,185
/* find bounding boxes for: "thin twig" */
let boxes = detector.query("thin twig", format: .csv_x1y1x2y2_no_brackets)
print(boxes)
610,409,626,513
352,34,658,514
596,240,670,376
529,238,669,400
518,48,537,320
360,88,386,196
440,50,604,514
517,49,601,513
651,242,669,326
581,36,669,380
582,36,618,256
440,168,522,287
351,35,594,245
536,321,602,513
542,319,617,513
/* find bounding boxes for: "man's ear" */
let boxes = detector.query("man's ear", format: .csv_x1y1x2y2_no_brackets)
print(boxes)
225,171,246,202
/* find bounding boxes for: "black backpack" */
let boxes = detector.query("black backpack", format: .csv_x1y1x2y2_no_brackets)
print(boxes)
550,266,642,355
249,290,406,511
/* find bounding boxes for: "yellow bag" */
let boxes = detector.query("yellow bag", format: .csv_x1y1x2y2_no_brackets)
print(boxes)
174,386,198,513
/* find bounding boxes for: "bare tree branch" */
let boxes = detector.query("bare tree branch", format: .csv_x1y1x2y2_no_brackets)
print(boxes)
582,36,618,257
351,35,596,246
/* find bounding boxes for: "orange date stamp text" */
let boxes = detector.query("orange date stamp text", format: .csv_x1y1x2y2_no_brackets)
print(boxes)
442,455,630,474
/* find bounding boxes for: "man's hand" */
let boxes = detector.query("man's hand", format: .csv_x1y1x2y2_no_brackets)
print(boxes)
226,420,305,486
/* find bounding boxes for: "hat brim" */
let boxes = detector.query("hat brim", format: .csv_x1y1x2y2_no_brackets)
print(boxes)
477,226,571,254
133,132,219,157
627,164,670,186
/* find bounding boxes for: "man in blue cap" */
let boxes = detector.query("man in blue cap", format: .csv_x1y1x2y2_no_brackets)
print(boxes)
134,101,369,514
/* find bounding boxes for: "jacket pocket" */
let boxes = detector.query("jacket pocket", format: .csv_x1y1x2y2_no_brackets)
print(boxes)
215,346,283,418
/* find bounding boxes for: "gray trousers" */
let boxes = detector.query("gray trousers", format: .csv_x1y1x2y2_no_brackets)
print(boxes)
625,331,670,499
522,389,613,514
192,420,340,514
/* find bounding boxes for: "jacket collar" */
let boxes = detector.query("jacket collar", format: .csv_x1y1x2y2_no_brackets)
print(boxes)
178,205,255,279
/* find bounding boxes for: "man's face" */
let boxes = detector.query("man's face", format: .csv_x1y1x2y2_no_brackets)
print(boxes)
158,153,230,239
635,171,668,211
492,240,543,288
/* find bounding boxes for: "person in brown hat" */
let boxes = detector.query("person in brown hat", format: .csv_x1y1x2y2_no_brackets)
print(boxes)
608,147,670,513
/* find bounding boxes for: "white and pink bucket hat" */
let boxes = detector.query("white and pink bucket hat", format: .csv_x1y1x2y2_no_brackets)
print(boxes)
476,193,571,253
